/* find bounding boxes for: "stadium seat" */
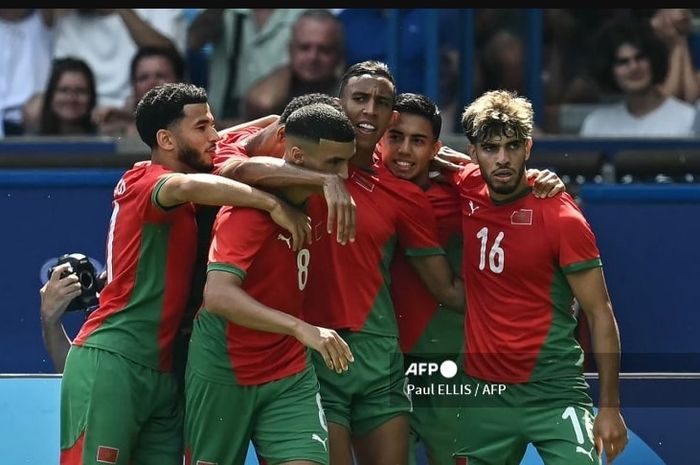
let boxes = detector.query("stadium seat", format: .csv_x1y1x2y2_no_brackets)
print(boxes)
528,150,604,198
612,149,700,184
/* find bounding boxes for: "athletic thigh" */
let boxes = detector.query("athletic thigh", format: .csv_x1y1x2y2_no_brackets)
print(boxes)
184,370,254,465
60,346,159,465
253,367,329,465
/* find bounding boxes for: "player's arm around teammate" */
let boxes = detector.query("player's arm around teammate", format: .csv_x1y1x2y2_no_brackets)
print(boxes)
566,268,628,462
217,94,357,246
156,171,312,251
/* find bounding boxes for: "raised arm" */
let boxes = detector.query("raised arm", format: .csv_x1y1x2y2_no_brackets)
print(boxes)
116,9,177,49
567,266,628,463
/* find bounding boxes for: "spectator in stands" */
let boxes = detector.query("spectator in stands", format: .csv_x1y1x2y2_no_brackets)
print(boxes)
24,57,98,136
45,9,186,109
92,46,186,137
580,16,698,137
649,8,700,104
243,9,345,120
0,9,53,137
187,9,307,125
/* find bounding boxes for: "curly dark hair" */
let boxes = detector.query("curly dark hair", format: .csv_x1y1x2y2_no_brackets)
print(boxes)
590,16,669,93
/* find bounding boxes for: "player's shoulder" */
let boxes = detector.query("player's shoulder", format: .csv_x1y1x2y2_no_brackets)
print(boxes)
216,126,261,151
122,161,170,186
213,203,272,235
451,163,482,189
535,191,589,224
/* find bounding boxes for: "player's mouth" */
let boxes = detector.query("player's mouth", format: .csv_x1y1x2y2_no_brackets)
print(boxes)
390,158,415,176
356,121,377,135
492,169,514,182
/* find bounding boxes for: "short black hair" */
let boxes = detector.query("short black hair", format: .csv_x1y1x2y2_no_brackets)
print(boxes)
591,16,669,93
135,83,208,149
130,46,185,84
285,103,355,144
338,60,396,100
394,93,442,140
280,93,343,124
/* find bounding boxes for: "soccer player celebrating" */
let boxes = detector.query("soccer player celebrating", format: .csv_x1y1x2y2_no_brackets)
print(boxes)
379,92,566,465
185,103,356,465
451,90,628,465
304,62,464,465
59,83,309,465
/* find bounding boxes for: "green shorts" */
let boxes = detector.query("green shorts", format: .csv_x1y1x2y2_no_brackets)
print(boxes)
60,345,182,465
185,366,328,465
407,355,464,465
310,331,411,436
454,374,598,465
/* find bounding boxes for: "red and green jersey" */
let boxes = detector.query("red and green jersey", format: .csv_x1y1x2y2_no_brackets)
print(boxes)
211,126,261,173
74,161,197,372
451,165,602,383
390,181,464,355
304,160,444,337
188,205,309,386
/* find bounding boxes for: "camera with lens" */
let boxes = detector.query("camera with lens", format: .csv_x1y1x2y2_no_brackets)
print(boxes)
47,253,105,312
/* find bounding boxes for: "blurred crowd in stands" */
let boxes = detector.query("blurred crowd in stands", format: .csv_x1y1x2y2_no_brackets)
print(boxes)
3,8,700,139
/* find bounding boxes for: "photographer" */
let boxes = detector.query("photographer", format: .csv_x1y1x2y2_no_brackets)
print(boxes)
39,256,104,373
39,262,81,373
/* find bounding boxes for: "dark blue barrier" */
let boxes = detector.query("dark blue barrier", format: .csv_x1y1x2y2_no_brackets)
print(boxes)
579,184,700,372
0,169,123,373
0,138,116,155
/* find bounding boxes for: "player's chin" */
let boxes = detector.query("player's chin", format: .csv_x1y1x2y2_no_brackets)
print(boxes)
489,179,519,195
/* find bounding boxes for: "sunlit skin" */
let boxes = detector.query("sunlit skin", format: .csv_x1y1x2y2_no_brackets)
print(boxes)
380,113,440,189
612,43,653,95
133,56,178,103
470,133,533,202
159,103,220,173
282,136,355,205
339,74,397,169
290,17,343,83
52,72,92,123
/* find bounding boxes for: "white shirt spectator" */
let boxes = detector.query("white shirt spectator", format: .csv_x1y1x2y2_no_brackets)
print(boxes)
0,10,53,137
580,96,698,137
54,9,186,108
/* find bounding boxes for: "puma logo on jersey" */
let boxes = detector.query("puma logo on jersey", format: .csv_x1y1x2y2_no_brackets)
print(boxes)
277,234,292,249
575,446,594,461
311,433,328,451
468,200,480,215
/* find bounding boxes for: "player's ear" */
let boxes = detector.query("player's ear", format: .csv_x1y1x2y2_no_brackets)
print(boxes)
156,129,175,151
276,124,286,143
390,110,399,125
524,137,533,161
289,145,304,164
431,139,443,159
